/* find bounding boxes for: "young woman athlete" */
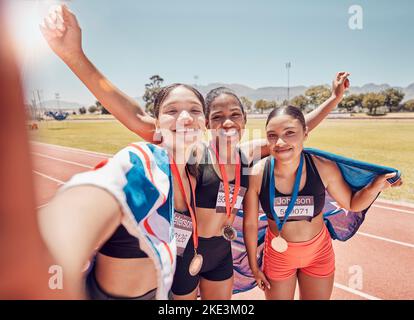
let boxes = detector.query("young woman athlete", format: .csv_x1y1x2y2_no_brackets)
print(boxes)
243,106,402,300
39,83,207,300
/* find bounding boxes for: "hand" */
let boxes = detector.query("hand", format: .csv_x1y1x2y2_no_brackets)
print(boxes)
40,5,83,62
253,269,271,291
371,172,403,192
331,72,351,100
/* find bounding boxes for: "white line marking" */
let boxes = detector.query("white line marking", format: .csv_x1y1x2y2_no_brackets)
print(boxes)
372,204,414,215
356,232,414,248
333,282,381,300
31,142,112,158
33,170,65,184
32,152,94,169
376,199,414,209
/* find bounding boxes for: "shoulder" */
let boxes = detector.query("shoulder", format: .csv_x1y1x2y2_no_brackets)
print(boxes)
248,156,268,192
251,156,268,175
308,153,341,185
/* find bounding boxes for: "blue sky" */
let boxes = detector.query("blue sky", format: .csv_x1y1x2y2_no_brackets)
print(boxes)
6,0,414,105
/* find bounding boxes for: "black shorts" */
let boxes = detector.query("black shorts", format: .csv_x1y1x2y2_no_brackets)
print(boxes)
85,267,156,300
171,235,233,296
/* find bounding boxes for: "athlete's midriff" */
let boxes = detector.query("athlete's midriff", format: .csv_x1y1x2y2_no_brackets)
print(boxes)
267,213,324,243
94,253,157,297
196,207,231,237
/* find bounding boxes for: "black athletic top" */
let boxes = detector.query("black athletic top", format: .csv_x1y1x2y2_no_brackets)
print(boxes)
99,167,194,259
259,152,326,222
195,144,249,211
99,225,148,259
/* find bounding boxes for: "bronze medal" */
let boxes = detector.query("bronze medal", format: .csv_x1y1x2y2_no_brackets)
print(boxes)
222,225,237,241
189,252,203,276
271,235,288,253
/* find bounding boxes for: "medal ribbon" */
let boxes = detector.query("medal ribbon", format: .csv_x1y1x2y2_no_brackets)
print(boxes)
269,153,304,232
170,156,199,250
211,143,241,219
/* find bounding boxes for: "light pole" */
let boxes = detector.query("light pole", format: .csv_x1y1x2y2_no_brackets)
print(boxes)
285,62,291,104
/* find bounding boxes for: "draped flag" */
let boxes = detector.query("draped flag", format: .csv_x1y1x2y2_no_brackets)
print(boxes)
61,142,176,300
232,148,401,294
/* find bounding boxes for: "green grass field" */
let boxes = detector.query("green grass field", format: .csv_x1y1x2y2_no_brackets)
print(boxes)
31,119,414,203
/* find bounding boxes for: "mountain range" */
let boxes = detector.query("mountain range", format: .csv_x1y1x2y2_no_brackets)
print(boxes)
31,83,414,110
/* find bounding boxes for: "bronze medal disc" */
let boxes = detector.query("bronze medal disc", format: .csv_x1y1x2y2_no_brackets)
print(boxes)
271,235,288,253
222,225,237,241
189,253,203,276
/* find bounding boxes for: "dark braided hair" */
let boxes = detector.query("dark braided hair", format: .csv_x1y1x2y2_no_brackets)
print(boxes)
153,83,206,178
205,87,246,120
266,105,306,131
154,83,206,118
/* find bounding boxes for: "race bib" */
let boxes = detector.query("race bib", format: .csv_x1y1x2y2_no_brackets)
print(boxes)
273,196,315,221
173,212,193,256
216,183,247,215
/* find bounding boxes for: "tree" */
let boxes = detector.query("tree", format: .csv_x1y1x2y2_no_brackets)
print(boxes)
382,88,405,112
88,105,97,114
240,96,253,112
254,99,275,114
254,99,268,114
290,95,309,111
338,94,363,113
267,100,278,109
143,75,164,116
305,85,331,107
362,92,386,115
403,99,414,112
78,107,86,114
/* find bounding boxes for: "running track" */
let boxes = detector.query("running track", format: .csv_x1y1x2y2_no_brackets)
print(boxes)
31,142,414,300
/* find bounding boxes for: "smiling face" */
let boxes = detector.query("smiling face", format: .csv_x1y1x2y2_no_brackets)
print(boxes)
266,113,308,163
156,86,206,152
207,93,246,145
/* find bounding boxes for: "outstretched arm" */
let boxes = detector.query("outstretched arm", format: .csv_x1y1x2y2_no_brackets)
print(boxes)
38,186,122,294
316,157,403,212
40,5,157,142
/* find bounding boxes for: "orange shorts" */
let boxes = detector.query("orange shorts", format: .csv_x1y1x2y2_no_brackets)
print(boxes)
263,224,335,281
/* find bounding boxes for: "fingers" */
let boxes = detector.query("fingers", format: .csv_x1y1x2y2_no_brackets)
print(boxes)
337,72,351,84
42,7,66,39
61,4,79,27
385,172,397,179
39,23,53,41
262,276,271,290
39,22,61,41
391,178,403,187
256,274,271,291
41,17,63,38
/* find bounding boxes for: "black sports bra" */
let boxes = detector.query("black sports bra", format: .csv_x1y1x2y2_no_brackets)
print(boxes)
99,167,194,259
195,144,249,212
259,152,326,222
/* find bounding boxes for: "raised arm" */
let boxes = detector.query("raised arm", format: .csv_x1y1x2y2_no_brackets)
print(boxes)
240,72,350,163
243,161,271,290
304,71,350,131
40,5,157,142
